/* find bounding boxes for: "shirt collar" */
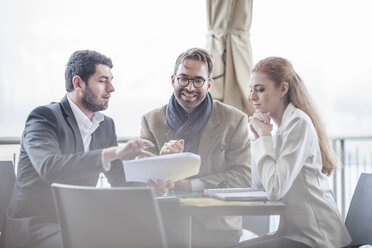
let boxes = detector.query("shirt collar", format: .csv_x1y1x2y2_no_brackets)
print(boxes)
67,95,104,134
276,102,296,135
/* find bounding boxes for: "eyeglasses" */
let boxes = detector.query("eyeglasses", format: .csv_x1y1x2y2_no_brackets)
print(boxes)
175,75,209,88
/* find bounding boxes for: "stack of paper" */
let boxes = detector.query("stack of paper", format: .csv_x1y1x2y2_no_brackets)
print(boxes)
203,188,267,201
123,152,201,183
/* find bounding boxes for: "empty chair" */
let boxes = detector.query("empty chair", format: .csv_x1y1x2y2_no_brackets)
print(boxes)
52,184,167,248
345,173,372,247
0,161,15,237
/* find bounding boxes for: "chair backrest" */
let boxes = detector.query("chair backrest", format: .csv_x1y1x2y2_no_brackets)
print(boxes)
52,184,167,248
345,173,372,247
0,161,15,234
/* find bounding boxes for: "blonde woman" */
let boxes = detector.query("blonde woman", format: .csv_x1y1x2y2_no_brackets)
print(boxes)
235,57,351,248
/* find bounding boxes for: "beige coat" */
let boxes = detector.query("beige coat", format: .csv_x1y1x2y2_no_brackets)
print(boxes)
140,100,251,236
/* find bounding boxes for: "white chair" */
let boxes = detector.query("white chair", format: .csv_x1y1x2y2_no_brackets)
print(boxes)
52,183,167,248
344,173,372,247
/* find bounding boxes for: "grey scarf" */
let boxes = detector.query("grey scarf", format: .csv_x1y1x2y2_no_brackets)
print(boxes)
166,92,213,152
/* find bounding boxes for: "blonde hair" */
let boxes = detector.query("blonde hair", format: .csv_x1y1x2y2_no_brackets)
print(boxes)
252,57,337,176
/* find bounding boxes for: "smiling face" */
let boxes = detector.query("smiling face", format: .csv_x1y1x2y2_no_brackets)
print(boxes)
80,64,114,113
171,59,212,114
249,71,289,122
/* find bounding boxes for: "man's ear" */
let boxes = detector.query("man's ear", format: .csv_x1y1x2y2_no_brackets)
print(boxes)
207,78,213,90
171,74,176,87
72,75,83,90
280,82,289,98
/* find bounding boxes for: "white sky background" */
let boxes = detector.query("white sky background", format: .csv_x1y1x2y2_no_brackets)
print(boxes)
0,0,371,138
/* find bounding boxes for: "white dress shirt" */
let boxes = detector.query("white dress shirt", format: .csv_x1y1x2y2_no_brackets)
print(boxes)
67,96,110,171
251,103,351,248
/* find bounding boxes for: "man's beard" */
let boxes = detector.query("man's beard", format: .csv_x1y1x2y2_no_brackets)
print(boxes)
81,86,107,112
175,89,203,113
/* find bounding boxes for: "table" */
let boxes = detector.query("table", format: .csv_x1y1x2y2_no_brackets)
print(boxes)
178,197,285,248
180,197,285,216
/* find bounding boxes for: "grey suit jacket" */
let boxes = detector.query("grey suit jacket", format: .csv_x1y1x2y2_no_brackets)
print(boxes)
141,100,252,235
3,95,125,248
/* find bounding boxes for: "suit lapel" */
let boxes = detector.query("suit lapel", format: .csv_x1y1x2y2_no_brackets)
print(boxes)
198,105,221,156
60,95,85,152
165,126,176,140
90,119,108,150
162,117,177,148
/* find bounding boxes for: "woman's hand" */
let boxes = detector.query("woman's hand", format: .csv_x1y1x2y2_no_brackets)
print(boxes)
253,112,271,124
249,112,273,138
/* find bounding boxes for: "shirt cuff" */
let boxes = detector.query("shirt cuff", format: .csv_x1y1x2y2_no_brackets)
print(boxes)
190,178,206,192
101,150,112,172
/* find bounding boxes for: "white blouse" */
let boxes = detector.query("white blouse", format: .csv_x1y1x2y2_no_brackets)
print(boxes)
251,103,351,248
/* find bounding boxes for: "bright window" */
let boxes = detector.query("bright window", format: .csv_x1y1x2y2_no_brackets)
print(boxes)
1,0,371,137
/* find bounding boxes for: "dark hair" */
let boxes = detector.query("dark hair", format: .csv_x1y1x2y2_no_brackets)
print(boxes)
65,50,113,92
173,48,214,77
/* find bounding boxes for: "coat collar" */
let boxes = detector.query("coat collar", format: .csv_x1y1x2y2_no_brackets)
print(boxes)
60,95,84,152
276,102,296,135
197,101,221,155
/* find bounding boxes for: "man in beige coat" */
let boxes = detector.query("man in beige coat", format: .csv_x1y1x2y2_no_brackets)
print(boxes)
140,48,251,247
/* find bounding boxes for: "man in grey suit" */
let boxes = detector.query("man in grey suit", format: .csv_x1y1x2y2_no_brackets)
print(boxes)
2,50,154,248
141,48,252,248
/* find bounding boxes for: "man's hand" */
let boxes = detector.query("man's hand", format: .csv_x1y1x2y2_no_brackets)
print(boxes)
160,139,184,155
103,138,155,164
174,179,192,193
147,179,174,196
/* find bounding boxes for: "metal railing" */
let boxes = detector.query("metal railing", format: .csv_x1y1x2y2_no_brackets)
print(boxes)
0,136,132,145
2,136,372,218
332,136,372,219
0,136,132,167
0,136,133,188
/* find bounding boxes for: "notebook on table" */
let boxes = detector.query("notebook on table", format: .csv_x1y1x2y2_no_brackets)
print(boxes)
203,188,268,201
